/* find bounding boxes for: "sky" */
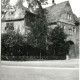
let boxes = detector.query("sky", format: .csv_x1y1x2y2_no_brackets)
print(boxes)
55,0,80,17
9,0,80,17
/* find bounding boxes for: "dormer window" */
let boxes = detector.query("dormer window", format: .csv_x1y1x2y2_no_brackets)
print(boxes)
9,11,14,15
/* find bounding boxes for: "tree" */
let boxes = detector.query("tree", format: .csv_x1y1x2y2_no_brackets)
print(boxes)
48,26,69,56
1,31,25,56
25,0,47,57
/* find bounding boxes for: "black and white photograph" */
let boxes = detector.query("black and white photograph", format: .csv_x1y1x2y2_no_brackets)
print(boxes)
0,0,80,80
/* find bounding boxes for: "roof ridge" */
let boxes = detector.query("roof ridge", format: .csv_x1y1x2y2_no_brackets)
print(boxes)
44,0,74,24
44,0,69,9
56,0,69,5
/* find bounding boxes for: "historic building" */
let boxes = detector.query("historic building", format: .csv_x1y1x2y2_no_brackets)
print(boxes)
45,1,79,58
1,0,42,35
1,2,26,35
1,0,79,58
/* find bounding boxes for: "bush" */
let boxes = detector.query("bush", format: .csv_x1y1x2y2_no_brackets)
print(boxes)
1,31,25,56
48,26,70,56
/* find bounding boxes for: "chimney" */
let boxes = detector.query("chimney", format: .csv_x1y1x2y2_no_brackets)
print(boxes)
52,0,56,5
52,0,54,3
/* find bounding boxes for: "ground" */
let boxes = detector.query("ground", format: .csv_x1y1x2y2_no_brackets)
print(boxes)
0,59,79,80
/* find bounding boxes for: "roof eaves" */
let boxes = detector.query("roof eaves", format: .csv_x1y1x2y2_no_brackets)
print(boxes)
2,18,24,22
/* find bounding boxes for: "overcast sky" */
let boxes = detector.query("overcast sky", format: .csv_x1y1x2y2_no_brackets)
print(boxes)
9,0,80,17
55,0,80,17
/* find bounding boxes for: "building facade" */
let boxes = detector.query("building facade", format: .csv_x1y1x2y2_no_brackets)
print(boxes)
1,1,79,58
45,1,79,58
1,3,26,35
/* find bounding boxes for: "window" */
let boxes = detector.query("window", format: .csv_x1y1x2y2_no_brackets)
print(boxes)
10,23,14,30
62,25,66,30
73,27,76,33
5,23,14,30
67,13,71,20
63,25,66,30
9,11,14,15
11,12,14,15
68,29,72,35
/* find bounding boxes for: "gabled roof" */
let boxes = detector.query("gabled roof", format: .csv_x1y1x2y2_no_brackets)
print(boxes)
1,0,42,21
45,1,75,24
1,5,26,20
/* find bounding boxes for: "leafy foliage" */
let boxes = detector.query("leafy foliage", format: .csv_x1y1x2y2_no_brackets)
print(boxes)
48,26,70,56
1,0,70,60
25,1,47,50
1,31,24,56
50,27,67,43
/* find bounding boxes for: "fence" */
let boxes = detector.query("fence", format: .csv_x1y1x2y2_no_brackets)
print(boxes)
1,56,66,61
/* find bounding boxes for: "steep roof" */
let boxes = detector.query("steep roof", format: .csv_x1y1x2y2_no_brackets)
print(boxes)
1,5,26,21
1,0,42,21
45,1,75,24
78,17,80,23
73,14,79,22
